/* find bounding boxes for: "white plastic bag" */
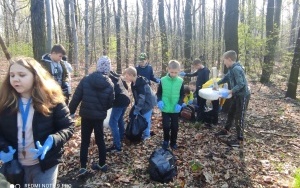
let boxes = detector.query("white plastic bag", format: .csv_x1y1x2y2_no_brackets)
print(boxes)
198,88,232,100
103,108,112,128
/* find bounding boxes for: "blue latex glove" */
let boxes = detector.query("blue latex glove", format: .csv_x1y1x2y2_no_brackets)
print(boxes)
70,114,75,119
30,135,53,160
188,100,193,105
133,106,140,115
0,146,16,163
156,78,161,84
219,90,230,98
179,72,186,77
182,103,187,108
208,84,214,88
174,104,182,113
157,101,164,110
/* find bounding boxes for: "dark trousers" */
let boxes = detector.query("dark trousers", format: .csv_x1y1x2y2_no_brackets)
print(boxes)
196,94,206,122
224,94,250,140
204,99,219,124
162,112,179,146
80,118,106,168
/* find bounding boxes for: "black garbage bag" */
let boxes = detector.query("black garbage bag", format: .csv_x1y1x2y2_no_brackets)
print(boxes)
125,114,147,141
148,148,177,183
0,159,24,185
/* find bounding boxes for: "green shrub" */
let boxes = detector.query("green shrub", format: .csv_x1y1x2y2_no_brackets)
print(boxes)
293,168,300,188
8,42,33,57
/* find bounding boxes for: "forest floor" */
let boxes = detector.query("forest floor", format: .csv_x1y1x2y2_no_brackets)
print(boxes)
0,59,299,187
57,72,300,188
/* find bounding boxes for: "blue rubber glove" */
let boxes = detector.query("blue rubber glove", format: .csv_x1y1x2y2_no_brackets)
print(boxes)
157,101,164,110
208,84,214,88
219,90,230,98
156,78,161,84
70,114,75,119
174,104,182,113
179,72,186,77
188,100,193,105
182,103,187,108
0,146,16,163
133,111,139,115
30,135,53,160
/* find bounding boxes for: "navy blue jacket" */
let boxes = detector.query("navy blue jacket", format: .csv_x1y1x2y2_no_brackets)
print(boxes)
69,72,114,119
185,67,210,91
136,64,159,84
109,71,130,107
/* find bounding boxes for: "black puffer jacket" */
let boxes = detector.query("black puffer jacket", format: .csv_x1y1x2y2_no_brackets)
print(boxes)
69,72,114,119
0,103,74,172
109,71,130,107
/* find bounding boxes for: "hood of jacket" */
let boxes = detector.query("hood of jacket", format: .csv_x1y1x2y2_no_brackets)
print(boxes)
41,53,53,63
87,72,112,90
134,76,148,87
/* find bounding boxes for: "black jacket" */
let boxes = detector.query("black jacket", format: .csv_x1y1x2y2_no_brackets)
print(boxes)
109,71,130,107
0,103,74,172
185,67,210,91
131,76,157,114
69,72,114,119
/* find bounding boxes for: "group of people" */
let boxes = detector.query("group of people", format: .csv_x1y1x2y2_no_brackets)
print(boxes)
0,42,250,187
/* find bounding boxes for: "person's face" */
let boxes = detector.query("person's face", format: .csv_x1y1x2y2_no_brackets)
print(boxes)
223,57,233,68
138,59,147,67
193,64,202,70
51,52,64,62
168,68,180,78
189,84,196,92
123,73,134,82
10,63,34,98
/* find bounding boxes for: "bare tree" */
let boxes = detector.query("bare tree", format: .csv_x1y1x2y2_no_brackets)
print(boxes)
158,0,168,76
124,0,129,67
51,0,58,43
217,0,223,69
45,0,52,52
101,0,106,50
184,0,192,79
31,0,45,61
134,0,139,63
286,26,300,99
65,0,73,62
289,0,299,50
113,0,121,73
70,0,78,72
84,0,89,75
141,0,147,52
0,35,11,60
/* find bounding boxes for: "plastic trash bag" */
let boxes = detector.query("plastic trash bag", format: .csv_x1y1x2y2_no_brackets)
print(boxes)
0,159,24,185
125,114,147,141
148,148,177,183
103,108,112,128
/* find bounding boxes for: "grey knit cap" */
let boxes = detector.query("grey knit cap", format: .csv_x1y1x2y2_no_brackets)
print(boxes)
97,56,111,73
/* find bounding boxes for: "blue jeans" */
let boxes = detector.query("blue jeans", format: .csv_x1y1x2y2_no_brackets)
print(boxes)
23,163,58,186
142,110,153,139
109,107,127,149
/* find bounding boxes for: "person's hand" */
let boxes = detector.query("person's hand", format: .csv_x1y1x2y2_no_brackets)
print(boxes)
0,146,16,163
157,101,164,110
188,100,193,105
174,104,182,113
70,114,75,119
182,103,187,108
156,78,161,84
30,135,53,160
179,72,186,77
219,90,230,98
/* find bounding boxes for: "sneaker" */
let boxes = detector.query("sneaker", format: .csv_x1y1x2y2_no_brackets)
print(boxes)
106,145,122,153
226,139,243,147
214,129,229,137
170,144,178,150
91,163,108,172
162,141,169,149
77,168,87,176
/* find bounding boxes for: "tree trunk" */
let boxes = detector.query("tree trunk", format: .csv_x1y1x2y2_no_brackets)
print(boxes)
51,0,58,43
141,0,147,52
217,0,223,70
286,26,300,99
224,0,239,67
113,0,122,74
240,0,245,23
70,0,78,72
0,35,11,60
55,0,61,43
212,0,216,65
146,0,153,55
3,0,9,46
89,0,96,65
31,0,46,61
106,0,110,51
84,0,89,75
202,0,206,62
184,0,192,83
101,0,106,50
65,0,73,63
289,0,299,50
45,0,52,52
124,0,129,68
260,0,275,83
158,0,169,76
134,0,139,63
